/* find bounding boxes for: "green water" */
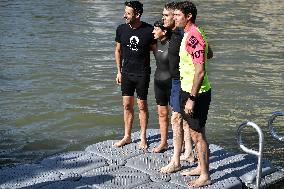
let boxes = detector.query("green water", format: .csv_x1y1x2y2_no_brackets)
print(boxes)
0,0,283,175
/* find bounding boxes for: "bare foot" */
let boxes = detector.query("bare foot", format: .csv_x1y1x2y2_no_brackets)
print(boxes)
152,143,168,153
181,167,201,176
180,154,195,163
139,140,148,150
187,175,211,187
160,161,181,174
113,137,131,147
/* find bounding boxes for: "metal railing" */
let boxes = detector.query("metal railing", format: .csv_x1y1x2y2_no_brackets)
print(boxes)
237,122,264,189
268,111,284,142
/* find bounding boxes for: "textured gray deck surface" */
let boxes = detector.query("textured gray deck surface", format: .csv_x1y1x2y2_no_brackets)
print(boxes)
0,129,283,189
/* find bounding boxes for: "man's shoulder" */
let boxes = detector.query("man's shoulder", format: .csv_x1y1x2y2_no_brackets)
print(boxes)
141,21,153,29
185,25,206,55
170,27,184,42
173,27,184,36
117,23,127,29
188,25,204,38
117,23,128,30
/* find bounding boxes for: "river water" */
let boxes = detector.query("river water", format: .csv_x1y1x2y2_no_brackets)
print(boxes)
0,0,283,172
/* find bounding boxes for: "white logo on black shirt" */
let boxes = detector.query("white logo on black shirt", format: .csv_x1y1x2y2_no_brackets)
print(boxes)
127,36,139,51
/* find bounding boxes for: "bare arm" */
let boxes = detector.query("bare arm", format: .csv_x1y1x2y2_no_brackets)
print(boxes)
184,63,205,114
115,42,122,85
191,63,205,97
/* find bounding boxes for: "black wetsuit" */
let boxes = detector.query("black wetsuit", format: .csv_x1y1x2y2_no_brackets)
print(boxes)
168,27,184,79
154,38,171,106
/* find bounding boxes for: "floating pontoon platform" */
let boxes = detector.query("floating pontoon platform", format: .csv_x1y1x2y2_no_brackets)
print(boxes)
0,127,283,189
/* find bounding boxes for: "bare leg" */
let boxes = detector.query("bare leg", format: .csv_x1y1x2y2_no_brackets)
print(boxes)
187,127,211,187
181,146,201,176
180,119,195,163
153,105,169,153
160,112,182,173
113,96,134,147
137,98,148,150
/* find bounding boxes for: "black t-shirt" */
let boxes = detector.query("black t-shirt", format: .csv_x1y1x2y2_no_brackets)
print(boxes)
115,22,155,75
154,38,171,81
168,27,184,79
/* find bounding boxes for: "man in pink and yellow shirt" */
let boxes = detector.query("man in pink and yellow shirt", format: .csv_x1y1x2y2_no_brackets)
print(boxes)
175,1,212,187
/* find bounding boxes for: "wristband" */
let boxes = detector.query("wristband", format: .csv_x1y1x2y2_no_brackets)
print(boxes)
189,94,196,101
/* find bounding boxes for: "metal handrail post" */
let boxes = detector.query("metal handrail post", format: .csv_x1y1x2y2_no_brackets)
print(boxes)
237,122,264,189
268,111,284,142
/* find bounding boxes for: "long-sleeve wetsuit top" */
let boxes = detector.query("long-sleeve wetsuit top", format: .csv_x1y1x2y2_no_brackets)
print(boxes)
154,38,171,81
168,27,184,79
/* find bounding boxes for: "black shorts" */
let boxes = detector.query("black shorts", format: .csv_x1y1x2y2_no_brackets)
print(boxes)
121,73,150,100
154,78,171,106
181,89,211,132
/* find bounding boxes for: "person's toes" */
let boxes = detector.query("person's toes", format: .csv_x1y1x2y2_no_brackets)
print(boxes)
113,138,131,147
180,168,201,176
180,154,195,163
187,177,211,187
138,142,148,150
152,144,168,153
160,163,181,174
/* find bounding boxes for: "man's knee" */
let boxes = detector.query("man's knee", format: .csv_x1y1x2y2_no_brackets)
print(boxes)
190,133,198,143
123,96,134,110
137,100,148,112
190,130,206,144
123,103,133,111
171,112,182,126
182,120,190,130
158,107,168,118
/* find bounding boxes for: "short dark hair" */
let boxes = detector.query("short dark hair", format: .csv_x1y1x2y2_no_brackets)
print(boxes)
164,2,176,11
175,1,197,23
125,1,143,16
154,20,172,37
154,20,166,30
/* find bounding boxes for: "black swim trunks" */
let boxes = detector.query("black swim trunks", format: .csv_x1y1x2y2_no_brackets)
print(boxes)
121,73,150,100
181,89,211,132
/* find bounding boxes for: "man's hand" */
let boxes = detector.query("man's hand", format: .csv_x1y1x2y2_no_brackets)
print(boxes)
116,72,122,85
184,99,195,115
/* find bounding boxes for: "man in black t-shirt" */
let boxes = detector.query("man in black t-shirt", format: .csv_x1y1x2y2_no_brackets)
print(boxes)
114,1,156,149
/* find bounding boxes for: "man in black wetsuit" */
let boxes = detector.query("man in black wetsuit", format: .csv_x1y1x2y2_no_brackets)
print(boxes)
114,1,156,149
152,20,172,153
160,2,195,173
